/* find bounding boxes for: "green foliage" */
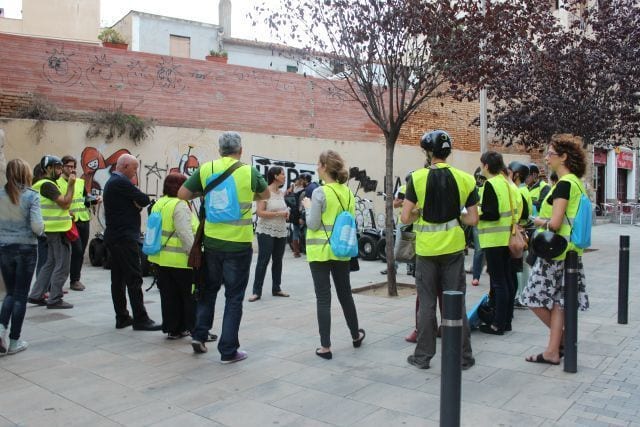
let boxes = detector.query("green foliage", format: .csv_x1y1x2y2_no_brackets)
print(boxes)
98,28,126,44
208,50,228,57
15,94,58,144
86,104,154,144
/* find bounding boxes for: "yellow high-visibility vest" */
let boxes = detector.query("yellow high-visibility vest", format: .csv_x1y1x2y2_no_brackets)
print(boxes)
57,177,90,222
147,196,198,269
32,179,72,232
478,175,514,248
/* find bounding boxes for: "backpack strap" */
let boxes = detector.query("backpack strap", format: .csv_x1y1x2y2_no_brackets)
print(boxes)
198,161,244,221
562,175,585,231
320,185,352,245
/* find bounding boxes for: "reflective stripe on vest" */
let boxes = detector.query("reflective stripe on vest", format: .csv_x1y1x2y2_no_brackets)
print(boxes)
478,175,512,249
32,179,72,232
58,177,90,221
199,158,254,243
537,174,585,260
306,183,354,262
412,164,475,257
147,196,198,269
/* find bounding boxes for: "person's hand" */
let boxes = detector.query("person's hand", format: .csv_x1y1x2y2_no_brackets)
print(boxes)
68,173,76,186
283,210,290,221
95,195,103,204
302,197,311,209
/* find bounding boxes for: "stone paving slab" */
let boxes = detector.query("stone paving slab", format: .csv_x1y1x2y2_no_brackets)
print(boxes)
0,223,639,426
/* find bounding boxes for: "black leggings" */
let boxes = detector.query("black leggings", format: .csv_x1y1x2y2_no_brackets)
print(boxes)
484,246,514,330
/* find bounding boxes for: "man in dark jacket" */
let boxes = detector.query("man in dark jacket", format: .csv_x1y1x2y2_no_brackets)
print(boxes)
103,154,160,331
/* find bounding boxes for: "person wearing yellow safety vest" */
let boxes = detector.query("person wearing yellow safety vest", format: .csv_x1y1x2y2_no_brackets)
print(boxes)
27,155,75,309
58,155,100,292
507,161,533,310
477,151,520,335
520,137,589,366
147,173,199,340
470,167,487,287
179,132,269,361
301,150,365,360
527,163,551,214
401,130,478,371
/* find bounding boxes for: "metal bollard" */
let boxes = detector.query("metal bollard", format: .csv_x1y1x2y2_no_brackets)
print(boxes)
564,250,579,373
618,235,630,325
440,291,463,427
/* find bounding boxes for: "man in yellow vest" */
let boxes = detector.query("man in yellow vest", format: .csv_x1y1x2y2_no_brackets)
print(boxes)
401,130,478,370
179,132,269,361
27,155,75,309
527,163,551,213
58,155,100,292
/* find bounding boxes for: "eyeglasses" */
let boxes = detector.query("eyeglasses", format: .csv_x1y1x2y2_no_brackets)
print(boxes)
545,151,560,157
63,164,75,168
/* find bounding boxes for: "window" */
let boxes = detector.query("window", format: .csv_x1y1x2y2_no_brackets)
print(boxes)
286,65,298,73
170,35,191,58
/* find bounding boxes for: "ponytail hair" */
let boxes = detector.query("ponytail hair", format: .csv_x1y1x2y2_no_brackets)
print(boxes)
319,150,349,184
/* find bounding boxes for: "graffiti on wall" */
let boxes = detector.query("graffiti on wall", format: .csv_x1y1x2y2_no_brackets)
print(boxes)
251,155,317,189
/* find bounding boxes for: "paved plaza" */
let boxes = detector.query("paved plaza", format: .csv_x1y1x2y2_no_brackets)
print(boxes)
1,223,639,426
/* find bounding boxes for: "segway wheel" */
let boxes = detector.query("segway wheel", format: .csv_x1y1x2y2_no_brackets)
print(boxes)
88,238,105,267
358,234,378,261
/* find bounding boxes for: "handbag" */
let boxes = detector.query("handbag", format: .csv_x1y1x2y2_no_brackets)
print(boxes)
394,229,416,262
349,256,360,272
506,183,527,259
188,161,244,278
65,221,80,242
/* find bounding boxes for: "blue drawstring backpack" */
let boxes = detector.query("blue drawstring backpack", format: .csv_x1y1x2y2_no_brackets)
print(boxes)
323,186,358,258
566,176,592,249
205,163,241,223
142,211,162,255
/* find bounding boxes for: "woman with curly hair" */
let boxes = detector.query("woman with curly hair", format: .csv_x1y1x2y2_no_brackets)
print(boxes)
520,135,589,365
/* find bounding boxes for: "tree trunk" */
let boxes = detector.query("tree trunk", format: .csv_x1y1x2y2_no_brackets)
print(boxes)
385,137,398,296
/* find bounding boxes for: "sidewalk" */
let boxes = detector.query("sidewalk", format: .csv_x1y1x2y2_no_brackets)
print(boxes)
1,223,639,426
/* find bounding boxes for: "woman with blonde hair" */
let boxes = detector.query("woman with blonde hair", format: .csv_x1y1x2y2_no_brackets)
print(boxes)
520,136,589,365
302,150,365,359
0,159,44,355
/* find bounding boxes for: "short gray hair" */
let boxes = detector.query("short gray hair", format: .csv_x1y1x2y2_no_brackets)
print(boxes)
218,132,242,156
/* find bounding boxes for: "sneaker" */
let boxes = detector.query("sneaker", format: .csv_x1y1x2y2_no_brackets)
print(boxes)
404,329,417,343
70,281,85,291
513,300,526,309
407,355,430,369
27,297,47,306
0,325,7,355
462,357,475,370
8,339,28,354
47,300,74,309
471,279,479,287
192,340,207,354
221,350,248,364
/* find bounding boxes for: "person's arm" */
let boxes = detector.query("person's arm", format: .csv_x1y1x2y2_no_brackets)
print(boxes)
251,167,270,201
29,192,45,236
519,194,529,222
534,181,570,231
121,178,151,208
178,168,203,201
172,201,194,253
256,198,288,219
302,187,325,230
479,182,500,221
400,178,420,225
461,187,479,226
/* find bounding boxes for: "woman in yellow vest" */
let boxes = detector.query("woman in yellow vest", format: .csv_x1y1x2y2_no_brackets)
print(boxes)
477,151,518,335
301,150,365,360
147,173,198,340
520,137,589,365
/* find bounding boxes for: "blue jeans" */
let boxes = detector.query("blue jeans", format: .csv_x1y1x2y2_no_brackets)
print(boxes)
252,233,286,296
471,226,485,280
193,247,252,360
0,244,37,340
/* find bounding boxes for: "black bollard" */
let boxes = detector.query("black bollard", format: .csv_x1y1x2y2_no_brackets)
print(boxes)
564,250,579,373
440,291,463,427
618,235,630,325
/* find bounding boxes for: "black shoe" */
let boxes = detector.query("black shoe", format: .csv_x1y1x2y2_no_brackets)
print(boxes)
206,333,218,342
504,324,512,332
380,270,387,275
407,355,430,369
479,324,504,335
462,357,476,370
352,329,366,348
28,297,47,306
47,300,73,309
315,348,332,360
115,317,134,329
132,319,162,331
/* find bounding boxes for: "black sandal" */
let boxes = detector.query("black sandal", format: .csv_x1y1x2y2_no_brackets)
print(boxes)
353,329,366,348
315,348,332,359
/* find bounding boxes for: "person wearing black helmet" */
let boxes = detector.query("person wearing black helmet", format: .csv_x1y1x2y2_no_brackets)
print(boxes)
401,130,478,370
527,163,551,213
27,155,76,309
469,167,487,287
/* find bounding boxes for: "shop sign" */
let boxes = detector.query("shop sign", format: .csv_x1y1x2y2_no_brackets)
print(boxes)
594,149,607,165
616,149,634,170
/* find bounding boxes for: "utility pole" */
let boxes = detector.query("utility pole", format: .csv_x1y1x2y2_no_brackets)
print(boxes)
479,0,488,154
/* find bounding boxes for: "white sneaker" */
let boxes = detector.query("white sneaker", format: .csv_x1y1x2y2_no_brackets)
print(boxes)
0,324,7,356
8,339,28,355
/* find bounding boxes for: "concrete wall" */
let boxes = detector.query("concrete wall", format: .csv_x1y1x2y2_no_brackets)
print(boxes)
0,118,530,217
0,0,100,44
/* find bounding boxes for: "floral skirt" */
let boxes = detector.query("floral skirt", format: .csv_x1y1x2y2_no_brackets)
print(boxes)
519,256,589,311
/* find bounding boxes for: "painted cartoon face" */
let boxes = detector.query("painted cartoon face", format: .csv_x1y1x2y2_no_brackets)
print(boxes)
87,159,99,170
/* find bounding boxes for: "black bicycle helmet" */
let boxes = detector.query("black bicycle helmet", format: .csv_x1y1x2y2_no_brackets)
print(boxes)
528,163,540,175
531,230,568,260
420,130,452,156
40,155,63,170
508,161,530,182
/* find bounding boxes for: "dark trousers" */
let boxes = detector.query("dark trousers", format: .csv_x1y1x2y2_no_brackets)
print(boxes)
158,266,195,334
413,251,473,365
70,220,90,283
484,246,514,330
0,244,37,340
252,233,286,296
192,248,252,360
107,240,149,323
309,260,360,348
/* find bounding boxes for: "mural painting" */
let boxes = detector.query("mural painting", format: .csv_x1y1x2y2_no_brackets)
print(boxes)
251,155,317,189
